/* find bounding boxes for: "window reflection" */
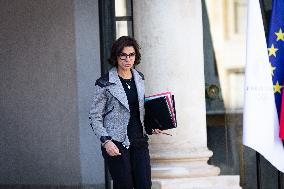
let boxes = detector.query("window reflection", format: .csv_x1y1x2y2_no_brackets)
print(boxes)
227,70,245,111
205,0,247,111
116,21,133,39
115,0,127,16
115,0,133,38
115,0,132,16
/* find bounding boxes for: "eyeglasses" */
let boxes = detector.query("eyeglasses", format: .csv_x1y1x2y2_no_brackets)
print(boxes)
118,53,136,60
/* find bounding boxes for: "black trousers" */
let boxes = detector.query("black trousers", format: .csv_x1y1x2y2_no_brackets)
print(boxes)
101,140,152,189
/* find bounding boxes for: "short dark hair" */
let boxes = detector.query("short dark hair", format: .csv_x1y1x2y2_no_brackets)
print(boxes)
108,36,141,67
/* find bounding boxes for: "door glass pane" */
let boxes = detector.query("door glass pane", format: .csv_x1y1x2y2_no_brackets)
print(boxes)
204,0,247,185
115,0,132,16
227,71,244,110
116,21,133,38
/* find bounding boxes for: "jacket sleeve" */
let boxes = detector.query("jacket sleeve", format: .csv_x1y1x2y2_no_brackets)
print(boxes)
89,84,109,140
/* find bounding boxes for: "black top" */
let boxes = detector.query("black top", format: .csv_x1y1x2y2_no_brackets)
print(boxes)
119,75,146,143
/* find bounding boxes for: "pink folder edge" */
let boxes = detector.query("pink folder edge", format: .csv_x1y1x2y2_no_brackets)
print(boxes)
145,92,176,125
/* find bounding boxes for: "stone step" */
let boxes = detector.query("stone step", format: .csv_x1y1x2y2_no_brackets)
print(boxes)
152,175,242,189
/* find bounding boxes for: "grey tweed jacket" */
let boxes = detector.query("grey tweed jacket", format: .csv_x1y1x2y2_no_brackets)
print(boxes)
89,67,146,147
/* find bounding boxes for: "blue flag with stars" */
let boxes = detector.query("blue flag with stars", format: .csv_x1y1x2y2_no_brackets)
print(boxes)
267,0,284,138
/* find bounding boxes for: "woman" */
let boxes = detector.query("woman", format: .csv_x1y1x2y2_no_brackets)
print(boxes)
89,36,162,189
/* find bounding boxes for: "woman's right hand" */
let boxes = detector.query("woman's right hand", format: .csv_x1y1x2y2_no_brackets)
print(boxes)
104,141,121,156
152,129,173,136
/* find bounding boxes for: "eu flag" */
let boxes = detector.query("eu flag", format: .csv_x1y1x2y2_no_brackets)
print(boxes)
268,0,284,138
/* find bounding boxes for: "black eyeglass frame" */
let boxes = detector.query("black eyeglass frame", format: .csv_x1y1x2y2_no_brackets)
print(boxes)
118,52,136,60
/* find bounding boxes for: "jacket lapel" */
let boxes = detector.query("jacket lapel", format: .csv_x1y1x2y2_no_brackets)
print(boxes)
132,68,145,122
108,67,130,111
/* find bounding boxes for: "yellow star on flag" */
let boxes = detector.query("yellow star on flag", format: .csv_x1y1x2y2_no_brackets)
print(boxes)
275,28,284,41
274,81,283,94
269,63,276,76
268,44,278,57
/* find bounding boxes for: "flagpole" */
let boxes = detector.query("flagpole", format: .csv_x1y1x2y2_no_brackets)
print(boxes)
258,0,268,36
254,2,266,188
278,171,282,188
256,152,261,189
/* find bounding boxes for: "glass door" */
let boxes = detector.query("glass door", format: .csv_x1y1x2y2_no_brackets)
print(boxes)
98,1,134,188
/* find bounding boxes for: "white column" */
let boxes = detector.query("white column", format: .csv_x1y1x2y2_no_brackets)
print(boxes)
133,0,241,188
